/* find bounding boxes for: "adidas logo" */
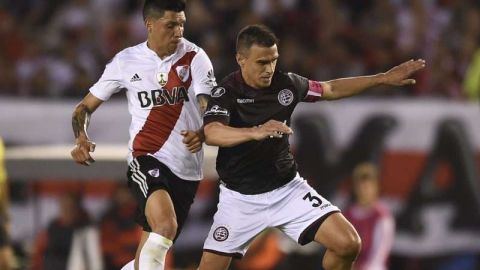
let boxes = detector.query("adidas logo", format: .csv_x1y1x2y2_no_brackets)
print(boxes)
130,73,142,82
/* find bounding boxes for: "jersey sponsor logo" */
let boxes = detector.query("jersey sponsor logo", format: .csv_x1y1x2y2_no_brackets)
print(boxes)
213,226,229,242
204,105,229,116
130,73,142,82
137,86,190,108
236,98,255,104
148,168,160,177
156,72,169,87
211,87,226,98
278,89,294,106
176,65,190,82
303,192,323,207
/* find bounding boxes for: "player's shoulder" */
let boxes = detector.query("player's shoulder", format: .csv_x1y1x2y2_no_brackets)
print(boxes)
272,70,309,94
268,70,297,89
178,38,202,54
210,71,238,98
112,42,149,63
220,71,242,90
277,70,307,84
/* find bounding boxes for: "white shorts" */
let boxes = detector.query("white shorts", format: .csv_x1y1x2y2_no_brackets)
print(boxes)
203,173,340,258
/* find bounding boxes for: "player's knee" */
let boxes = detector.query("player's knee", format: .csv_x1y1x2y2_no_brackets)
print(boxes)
333,233,361,260
150,217,177,240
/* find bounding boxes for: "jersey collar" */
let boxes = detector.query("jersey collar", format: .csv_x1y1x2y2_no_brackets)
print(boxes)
142,39,184,61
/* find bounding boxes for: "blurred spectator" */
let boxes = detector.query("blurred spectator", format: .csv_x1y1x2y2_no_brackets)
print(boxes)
99,185,141,270
0,137,17,270
1,0,479,99
31,192,103,270
344,162,395,270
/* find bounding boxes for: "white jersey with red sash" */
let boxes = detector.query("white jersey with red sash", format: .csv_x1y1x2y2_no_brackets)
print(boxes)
90,38,216,180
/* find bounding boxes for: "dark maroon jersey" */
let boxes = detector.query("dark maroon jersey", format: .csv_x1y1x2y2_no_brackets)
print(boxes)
204,70,323,194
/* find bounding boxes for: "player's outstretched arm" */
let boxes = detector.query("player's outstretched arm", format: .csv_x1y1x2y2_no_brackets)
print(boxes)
204,120,293,147
321,59,426,100
71,93,103,166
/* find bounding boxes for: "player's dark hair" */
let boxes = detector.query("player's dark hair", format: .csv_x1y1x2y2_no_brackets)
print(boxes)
236,24,278,53
143,0,186,21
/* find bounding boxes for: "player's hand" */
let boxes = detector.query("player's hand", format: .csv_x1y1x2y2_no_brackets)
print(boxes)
181,130,204,153
71,138,96,166
381,59,426,86
253,120,293,141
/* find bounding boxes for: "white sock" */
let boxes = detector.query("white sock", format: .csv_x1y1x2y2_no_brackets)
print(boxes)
139,232,173,270
120,260,135,270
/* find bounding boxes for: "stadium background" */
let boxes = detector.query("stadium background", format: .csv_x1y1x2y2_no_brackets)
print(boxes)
1,0,480,269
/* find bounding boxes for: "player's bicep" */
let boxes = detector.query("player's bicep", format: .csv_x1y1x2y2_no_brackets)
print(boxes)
288,72,324,102
204,86,231,126
191,49,217,96
303,80,330,102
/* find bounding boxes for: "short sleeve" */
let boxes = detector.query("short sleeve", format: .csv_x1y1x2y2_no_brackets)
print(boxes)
89,56,124,101
287,72,324,102
191,49,217,96
203,86,232,125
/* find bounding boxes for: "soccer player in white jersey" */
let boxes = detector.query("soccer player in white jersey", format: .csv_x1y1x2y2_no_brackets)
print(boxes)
70,1,216,269
198,25,425,270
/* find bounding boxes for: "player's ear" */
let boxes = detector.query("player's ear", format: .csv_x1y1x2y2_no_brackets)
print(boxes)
236,53,245,67
145,19,153,34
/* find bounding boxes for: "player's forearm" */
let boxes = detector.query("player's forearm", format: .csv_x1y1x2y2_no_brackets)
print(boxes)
322,73,386,100
204,123,256,147
72,103,92,141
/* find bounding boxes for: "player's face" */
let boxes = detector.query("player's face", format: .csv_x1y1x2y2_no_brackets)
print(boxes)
146,11,185,57
238,44,279,89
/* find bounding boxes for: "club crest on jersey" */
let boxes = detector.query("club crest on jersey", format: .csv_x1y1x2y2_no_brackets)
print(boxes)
211,87,225,98
176,65,190,82
278,89,294,106
156,72,169,87
213,226,229,242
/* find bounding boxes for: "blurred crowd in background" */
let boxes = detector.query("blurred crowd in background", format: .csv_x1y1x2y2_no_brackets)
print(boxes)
1,0,480,269
0,0,480,99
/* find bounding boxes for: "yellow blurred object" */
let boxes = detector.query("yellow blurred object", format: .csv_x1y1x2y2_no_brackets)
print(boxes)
0,137,8,220
464,48,480,100
0,137,16,270
0,138,6,184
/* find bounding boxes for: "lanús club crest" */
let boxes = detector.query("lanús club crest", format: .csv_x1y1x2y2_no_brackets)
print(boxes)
278,89,294,106
213,226,229,242
156,72,169,87
176,65,190,82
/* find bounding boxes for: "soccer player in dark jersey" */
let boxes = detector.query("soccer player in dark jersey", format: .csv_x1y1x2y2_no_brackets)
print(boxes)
198,24,425,270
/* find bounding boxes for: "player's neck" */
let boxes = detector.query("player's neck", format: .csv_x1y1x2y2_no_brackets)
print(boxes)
147,41,172,60
240,71,262,90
